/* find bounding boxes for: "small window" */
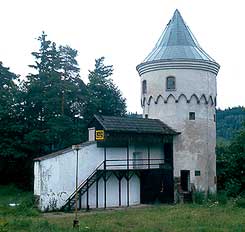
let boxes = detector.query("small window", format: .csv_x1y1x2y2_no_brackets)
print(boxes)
142,80,147,94
189,112,195,120
214,114,216,122
166,76,176,90
195,170,201,176
145,114,148,119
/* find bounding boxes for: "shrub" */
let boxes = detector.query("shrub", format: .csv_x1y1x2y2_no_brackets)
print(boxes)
207,192,217,203
216,191,228,205
0,185,39,217
236,197,245,208
225,179,241,197
193,191,206,204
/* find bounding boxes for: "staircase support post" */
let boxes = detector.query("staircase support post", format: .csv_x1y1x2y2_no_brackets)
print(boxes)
104,174,107,209
96,179,99,208
119,178,121,206
86,181,89,211
79,191,81,210
148,145,150,169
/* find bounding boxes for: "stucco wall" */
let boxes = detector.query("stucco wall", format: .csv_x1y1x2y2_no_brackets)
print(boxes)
34,142,164,211
140,67,217,193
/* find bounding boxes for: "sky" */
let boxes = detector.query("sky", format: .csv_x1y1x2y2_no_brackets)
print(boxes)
0,0,244,113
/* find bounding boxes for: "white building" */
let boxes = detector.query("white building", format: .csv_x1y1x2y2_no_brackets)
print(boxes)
34,9,220,211
34,115,178,211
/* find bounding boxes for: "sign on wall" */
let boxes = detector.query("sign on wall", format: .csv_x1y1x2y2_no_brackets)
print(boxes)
95,130,105,141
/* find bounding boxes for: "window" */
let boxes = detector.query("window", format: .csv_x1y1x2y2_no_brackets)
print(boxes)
166,76,176,90
195,170,201,176
214,114,216,122
142,80,147,94
145,114,148,119
189,112,195,120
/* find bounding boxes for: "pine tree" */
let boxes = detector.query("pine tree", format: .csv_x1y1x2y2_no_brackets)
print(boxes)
0,61,22,158
84,57,126,122
23,32,87,155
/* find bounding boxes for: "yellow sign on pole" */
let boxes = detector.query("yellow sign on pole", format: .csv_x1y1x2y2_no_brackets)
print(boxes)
95,130,105,141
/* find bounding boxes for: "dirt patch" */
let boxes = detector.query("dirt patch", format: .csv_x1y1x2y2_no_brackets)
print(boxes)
42,204,152,218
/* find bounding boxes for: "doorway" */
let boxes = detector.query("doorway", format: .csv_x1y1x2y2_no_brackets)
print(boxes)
140,169,173,204
180,170,190,191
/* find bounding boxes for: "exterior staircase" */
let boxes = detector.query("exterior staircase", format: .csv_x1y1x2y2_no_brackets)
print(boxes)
62,161,105,211
61,158,167,211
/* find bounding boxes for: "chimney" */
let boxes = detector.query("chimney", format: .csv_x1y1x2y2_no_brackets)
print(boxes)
88,127,95,141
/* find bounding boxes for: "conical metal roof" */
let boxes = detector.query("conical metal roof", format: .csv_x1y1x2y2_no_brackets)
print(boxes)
144,9,216,62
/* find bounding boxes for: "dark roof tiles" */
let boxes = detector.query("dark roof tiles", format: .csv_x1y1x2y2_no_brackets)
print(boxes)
94,115,178,135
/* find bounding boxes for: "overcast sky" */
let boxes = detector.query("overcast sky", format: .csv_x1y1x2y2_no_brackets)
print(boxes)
1,0,244,113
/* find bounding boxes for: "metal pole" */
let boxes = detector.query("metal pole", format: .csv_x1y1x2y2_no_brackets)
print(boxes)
104,147,107,209
73,146,79,228
127,145,129,207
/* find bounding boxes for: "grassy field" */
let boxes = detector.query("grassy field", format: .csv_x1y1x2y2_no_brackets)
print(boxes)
0,185,244,232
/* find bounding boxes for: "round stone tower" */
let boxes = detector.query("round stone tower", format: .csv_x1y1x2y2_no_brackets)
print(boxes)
136,9,220,193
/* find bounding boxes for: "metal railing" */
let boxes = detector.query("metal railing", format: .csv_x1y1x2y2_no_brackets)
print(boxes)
64,158,171,209
103,158,166,170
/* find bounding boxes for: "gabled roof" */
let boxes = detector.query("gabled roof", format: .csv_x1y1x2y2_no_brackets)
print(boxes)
94,115,179,135
144,9,216,62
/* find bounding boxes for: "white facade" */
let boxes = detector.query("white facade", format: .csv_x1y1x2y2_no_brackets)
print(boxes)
34,141,165,211
136,9,220,194
139,67,217,192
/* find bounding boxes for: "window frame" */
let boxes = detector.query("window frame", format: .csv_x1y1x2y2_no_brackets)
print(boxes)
166,76,176,91
189,112,195,120
142,80,147,94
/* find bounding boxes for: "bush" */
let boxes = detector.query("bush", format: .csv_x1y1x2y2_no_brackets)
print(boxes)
193,191,206,204
225,179,241,197
207,192,217,203
216,191,228,205
0,185,39,217
236,197,245,208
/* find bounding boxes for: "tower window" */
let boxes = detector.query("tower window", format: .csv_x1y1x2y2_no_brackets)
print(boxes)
166,76,176,90
189,112,195,120
142,80,147,94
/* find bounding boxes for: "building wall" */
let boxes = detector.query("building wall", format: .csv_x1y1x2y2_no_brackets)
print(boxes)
34,142,165,211
140,67,217,193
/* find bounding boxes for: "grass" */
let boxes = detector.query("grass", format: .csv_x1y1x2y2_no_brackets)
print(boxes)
0,185,245,232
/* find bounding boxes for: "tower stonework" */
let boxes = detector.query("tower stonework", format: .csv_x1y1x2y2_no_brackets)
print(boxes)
136,10,220,193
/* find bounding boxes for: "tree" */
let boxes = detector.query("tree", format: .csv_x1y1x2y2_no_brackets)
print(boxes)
23,32,87,156
0,35,128,189
0,62,27,185
84,57,126,122
216,122,245,196
216,107,245,142
0,62,22,158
